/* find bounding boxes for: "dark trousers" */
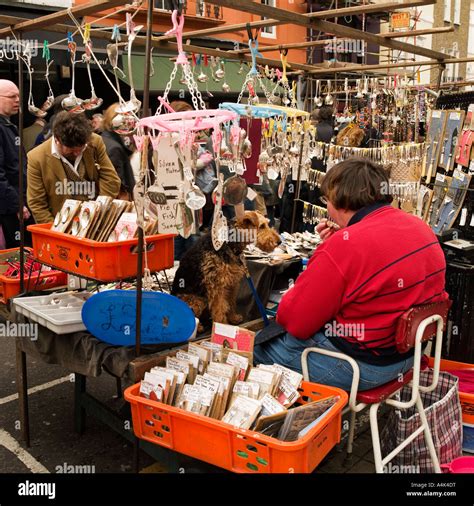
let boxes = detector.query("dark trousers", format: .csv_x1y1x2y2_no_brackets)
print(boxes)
0,214,33,249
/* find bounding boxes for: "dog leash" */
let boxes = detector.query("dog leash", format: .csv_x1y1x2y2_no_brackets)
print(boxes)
240,255,270,327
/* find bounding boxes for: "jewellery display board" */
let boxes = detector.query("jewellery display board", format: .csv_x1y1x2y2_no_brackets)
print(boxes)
423,110,448,183
439,110,465,172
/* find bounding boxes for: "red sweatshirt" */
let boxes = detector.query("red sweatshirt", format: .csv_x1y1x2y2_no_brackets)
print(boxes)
276,204,449,365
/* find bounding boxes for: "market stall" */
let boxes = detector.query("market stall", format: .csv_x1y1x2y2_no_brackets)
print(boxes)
1,0,473,478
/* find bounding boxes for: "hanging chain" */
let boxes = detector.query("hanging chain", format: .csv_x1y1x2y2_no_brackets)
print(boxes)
183,62,206,110
155,64,178,115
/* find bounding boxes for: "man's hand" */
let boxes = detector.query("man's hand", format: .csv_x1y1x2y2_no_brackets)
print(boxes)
17,206,31,220
316,219,339,242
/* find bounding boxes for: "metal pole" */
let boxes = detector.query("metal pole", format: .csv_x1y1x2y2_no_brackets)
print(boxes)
135,0,154,357
290,129,306,233
18,42,25,293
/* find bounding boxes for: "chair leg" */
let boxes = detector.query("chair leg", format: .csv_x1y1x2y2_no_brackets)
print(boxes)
346,409,357,456
415,394,441,473
369,403,384,473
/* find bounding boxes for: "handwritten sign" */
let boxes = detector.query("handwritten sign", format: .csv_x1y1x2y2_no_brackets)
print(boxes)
81,290,196,345
390,12,410,29
153,134,191,234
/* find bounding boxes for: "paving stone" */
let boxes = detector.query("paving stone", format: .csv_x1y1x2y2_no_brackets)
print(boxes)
347,459,375,473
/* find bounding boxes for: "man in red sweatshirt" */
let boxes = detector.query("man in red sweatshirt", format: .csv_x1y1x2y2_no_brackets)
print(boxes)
254,158,448,390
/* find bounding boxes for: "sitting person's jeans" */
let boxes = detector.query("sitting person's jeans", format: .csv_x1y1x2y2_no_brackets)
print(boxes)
253,331,415,391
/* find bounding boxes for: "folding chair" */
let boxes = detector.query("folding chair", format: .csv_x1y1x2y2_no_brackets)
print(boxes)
301,299,452,473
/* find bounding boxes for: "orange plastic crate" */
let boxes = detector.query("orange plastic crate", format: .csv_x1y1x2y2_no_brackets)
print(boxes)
428,357,474,425
0,247,67,304
27,223,175,282
124,381,348,473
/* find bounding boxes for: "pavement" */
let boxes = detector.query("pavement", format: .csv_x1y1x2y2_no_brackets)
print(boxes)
0,304,377,475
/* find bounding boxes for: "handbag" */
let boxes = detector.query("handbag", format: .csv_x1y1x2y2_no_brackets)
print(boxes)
381,369,463,473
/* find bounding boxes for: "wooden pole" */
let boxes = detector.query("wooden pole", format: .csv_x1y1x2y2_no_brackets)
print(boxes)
154,0,435,43
203,0,447,61
380,26,455,39
0,0,128,36
302,56,474,76
234,27,456,56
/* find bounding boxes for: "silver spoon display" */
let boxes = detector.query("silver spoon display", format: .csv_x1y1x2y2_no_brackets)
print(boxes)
82,42,103,111
62,38,85,113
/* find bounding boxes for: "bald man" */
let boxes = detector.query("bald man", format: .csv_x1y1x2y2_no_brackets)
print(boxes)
0,79,30,248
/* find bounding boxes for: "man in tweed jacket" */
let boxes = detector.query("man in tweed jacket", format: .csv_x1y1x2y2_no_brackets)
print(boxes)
27,112,121,224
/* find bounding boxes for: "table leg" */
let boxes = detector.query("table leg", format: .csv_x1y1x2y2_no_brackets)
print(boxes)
115,377,122,399
16,341,30,447
74,373,86,435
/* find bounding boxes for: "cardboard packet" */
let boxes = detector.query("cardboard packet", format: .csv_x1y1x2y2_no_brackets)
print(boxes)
107,212,138,242
194,374,221,418
52,199,82,233
259,363,303,389
275,376,300,408
247,368,280,400
226,352,249,382
176,350,200,384
166,356,191,384
87,196,113,240
204,369,234,418
200,341,223,362
260,393,287,417
177,384,215,417
139,380,165,402
221,395,262,430
211,323,255,353
187,342,211,374
150,366,187,406
229,380,260,406
144,371,173,404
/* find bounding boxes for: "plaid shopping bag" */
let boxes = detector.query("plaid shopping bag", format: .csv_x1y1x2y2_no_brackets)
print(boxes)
381,370,463,473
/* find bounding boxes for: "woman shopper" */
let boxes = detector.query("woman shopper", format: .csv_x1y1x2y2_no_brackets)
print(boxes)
254,158,448,391
101,103,136,200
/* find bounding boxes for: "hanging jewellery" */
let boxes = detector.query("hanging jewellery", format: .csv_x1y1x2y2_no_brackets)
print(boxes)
314,79,323,107
62,33,85,113
82,36,103,110
221,59,231,93
21,41,47,118
42,41,54,111
324,79,334,105
116,13,143,114
196,54,208,83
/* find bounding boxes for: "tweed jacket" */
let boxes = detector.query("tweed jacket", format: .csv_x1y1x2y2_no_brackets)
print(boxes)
27,133,121,224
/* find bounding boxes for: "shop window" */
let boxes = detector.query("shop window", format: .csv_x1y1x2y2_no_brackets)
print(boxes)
261,0,277,38
154,0,167,10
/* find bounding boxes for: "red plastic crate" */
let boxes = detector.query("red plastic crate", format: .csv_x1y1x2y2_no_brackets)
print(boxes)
27,223,175,282
0,247,67,304
124,381,348,473
428,357,474,425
